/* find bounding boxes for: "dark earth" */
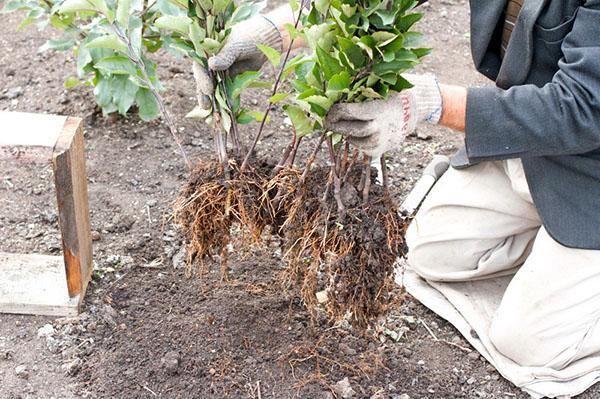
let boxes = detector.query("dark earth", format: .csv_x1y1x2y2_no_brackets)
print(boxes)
1,1,598,398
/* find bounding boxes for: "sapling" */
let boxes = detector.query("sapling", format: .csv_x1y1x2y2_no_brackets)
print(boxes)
264,0,429,325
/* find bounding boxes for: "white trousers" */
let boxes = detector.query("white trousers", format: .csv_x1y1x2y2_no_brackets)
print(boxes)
406,159,600,370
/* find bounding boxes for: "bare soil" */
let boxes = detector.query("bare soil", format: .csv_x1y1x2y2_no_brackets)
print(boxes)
2,1,599,398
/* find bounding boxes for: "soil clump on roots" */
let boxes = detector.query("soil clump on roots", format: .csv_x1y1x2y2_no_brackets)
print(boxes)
279,165,408,327
175,157,409,327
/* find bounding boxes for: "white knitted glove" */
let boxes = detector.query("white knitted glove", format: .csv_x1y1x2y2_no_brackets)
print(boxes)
192,15,282,109
324,73,443,158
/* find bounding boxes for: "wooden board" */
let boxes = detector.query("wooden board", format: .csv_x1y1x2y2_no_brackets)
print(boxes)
0,112,67,162
52,117,93,298
0,252,79,317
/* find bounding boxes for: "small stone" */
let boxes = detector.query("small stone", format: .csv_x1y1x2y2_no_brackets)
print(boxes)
15,365,28,379
209,368,216,375
370,393,385,399
146,199,158,207
91,231,101,241
401,348,413,358
392,394,410,399
37,324,55,338
172,247,186,269
339,343,356,356
46,337,61,353
61,358,82,376
466,377,477,385
333,377,356,399
467,351,480,360
316,290,328,304
161,351,180,375
6,86,23,99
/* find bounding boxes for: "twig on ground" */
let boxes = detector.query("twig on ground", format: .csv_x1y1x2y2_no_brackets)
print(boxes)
420,319,473,353
142,385,158,396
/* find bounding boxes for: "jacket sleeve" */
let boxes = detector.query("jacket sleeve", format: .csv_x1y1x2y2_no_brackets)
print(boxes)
464,1,600,161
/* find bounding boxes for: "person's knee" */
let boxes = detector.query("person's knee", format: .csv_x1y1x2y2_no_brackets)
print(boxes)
406,220,481,281
489,311,547,367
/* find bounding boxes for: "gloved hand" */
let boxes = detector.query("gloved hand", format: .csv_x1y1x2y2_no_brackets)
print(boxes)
192,15,283,109
323,74,443,158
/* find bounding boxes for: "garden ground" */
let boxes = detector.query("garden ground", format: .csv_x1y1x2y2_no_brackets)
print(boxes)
1,2,597,398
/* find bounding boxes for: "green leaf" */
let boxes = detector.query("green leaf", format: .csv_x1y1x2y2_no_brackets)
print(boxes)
1,0,31,13
85,35,128,53
189,21,206,53
95,55,139,76
338,36,366,68
283,105,312,137
211,0,230,15
374,8,398,26
391,74,414,92
237,109,267,124
116,0,130,26
360,87,383,99
403,31,424,48
64,76,81,88
315,46,342,80
135,88,160,121
396,12,422,32
412,47,432,58
327,71,350,92
256,44,281,67
38,38,75,53
59,0,109,16
229,1,262,25
372,31,397,45
314,0,331,14
269,92,289,104
111,75,139,115
372,60,415,75
154,15,192,34
226,70,260,98
186,106,212,119
200,38,221,54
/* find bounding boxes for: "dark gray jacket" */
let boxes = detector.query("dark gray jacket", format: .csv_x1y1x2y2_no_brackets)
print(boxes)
460,0,600,249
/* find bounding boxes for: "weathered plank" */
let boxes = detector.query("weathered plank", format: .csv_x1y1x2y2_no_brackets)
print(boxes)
52,117,93,298
0,252,79,317
0,112,67,162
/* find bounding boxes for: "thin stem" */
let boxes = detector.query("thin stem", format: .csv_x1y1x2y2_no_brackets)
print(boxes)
112,25,191,170
380,155,389,195
326,137,345,217
209,78,229,167
362,156,372,208
321,169,333,204
288,135,303,166
240,1,306,173
299,132,326,186
219,72,242,157
342,148,359,185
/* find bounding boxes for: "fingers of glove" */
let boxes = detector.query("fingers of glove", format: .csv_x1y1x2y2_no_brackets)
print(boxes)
347,134,381,153
326,102,377,124
192,62,214,95
208,42,242,71
324,120,372,138
228,57,265,77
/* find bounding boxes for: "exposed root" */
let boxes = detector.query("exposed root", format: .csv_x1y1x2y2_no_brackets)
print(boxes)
173,159,272,277
175,156,409,328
